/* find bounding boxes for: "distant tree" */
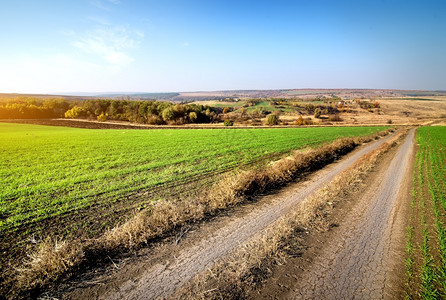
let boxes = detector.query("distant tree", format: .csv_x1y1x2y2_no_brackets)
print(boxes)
265,113,279,125
189,111,198,122
224,119,234,126
314,108,322,118
329,114,342,122
295,115,304,126
64,106,87,118
97,112,108,122
161,107,175,122
247,98,260,106
252,107,265,118
147,114,163,125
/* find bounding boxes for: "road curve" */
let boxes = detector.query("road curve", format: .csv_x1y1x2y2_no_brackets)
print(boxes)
288,129,415,299
97,133,399,300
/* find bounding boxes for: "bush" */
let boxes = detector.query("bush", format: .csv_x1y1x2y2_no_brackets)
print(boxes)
295,115,314,126
64,106,86,119
224,119,234,126
304,117,314,125
97,113,108,122
189,111,198,122
161,107,175,122
265,114,279,125
328,114,342,122
314,108,321,118
295,115,304,126
147,115,164,125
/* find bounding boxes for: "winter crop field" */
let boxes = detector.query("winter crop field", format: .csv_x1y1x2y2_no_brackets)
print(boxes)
407,126,446,298
0,123,387,250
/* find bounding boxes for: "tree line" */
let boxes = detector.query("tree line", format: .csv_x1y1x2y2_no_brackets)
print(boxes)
0,97,218,125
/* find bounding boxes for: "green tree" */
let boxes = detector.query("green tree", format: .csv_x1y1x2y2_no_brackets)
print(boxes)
224,119,234,126
161,107,175,122
265,114,279,125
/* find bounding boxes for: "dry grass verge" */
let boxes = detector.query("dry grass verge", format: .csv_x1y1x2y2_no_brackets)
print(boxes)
6,129,394,299
175,129,407,299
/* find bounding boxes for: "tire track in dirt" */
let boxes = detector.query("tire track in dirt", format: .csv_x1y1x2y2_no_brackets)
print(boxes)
91,134,399,300
288,129,415,299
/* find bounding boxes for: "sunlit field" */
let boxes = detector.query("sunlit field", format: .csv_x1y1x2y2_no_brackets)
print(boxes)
0,123,387,248
407,126,446,298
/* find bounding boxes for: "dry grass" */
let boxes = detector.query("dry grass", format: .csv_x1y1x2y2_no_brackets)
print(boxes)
6,128,394,299
15,238,85,293
175,129,406,299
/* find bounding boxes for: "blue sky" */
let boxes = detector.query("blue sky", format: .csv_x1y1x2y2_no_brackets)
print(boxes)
0,0,445,93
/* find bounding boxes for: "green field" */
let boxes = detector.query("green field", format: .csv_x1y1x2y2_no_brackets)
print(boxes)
0,123,387,242
407,126,446,298
242,100,295,113
209,100,297,113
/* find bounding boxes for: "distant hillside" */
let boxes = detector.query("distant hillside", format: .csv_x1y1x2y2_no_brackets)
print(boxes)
169,89,446,102
2,89,446,102
94,92,180,100
397,90,446,97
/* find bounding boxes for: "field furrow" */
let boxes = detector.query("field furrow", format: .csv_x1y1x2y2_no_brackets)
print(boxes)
407,126,446,299
0,124,387,236
0,123,389,298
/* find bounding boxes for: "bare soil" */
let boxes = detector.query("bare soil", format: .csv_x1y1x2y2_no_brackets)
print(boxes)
0,119,182,129
44,133,407,300
0,118,392,129
250,130,415,299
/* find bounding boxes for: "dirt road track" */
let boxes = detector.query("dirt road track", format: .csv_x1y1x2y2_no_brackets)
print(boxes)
65,134,397,300
287,129,415,299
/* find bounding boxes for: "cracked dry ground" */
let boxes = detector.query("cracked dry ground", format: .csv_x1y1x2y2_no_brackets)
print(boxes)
254,130,415,300
56,131,413,300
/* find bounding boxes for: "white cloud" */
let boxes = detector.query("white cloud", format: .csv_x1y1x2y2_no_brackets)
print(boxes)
135,30,145,39
106,51,134,65
73,26,142,67
0,0,144,94
0,54,108,93
0,24,145,93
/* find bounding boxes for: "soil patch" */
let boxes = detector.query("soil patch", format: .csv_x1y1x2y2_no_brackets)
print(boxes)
248,130,415,299
42,134,397,299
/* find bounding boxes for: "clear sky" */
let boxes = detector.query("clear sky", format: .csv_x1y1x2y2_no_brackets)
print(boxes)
1,0,445,94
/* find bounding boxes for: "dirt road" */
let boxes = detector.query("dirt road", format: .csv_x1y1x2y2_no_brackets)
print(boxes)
58,133,401,300
285,129,415,299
